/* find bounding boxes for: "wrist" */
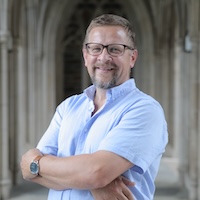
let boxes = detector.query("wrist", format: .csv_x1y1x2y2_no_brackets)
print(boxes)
30,155,43,177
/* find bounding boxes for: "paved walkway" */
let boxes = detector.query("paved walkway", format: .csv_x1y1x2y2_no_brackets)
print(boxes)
154,158,187,200
9,158,188,200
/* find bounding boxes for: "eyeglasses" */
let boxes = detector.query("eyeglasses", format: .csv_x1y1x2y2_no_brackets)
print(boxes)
85,43,134,57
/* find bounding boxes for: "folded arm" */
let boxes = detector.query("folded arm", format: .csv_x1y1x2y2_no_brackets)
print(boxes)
21,148,133,190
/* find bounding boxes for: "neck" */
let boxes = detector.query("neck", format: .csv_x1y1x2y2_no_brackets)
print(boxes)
95,87,107,101
92,88,107,115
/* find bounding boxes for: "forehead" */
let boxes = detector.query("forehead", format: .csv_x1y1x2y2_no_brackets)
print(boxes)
87,26,128,44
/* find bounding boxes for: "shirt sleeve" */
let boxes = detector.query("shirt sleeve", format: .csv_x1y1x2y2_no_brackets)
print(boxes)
98,100,168,174
36,102,65,155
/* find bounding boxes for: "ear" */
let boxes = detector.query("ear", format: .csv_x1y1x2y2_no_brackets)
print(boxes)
130,49,138,68
82,48,88,67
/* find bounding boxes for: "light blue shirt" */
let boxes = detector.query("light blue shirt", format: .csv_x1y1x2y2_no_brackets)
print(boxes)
37,79,168,200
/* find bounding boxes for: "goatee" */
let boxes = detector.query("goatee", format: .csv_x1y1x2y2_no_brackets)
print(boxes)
91,76,117,89
90,62,118,89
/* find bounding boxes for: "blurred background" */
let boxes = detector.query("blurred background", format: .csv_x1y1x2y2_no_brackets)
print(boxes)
0,0,199,199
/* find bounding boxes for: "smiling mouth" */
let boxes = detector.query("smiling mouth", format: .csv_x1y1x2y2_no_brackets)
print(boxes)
94,62,117,72
96,67,114,71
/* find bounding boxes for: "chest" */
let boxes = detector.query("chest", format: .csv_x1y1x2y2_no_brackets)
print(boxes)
57,101,124,156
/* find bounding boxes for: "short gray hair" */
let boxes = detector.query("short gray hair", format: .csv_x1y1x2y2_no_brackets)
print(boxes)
83,14,136,49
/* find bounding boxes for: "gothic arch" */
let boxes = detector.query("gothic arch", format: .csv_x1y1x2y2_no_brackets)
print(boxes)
33,0,177,155
125,0,156,96
7,0,182,192
42,0,156,104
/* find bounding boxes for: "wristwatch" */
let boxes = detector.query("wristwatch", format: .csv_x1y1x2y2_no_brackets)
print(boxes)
30,155,43,176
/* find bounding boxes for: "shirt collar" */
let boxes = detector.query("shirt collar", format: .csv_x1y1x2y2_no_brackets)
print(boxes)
84,78,136,101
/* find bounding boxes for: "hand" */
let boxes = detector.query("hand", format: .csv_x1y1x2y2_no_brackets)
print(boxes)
20,148,43,180
91,176,135,200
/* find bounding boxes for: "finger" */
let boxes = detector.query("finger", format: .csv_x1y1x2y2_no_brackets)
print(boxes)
120,180,135,200
123,190,134,200
122,195,129,200
114,178,134,200
121,176,135,186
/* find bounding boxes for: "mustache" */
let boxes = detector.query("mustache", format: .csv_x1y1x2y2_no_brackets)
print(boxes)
94,62,117,68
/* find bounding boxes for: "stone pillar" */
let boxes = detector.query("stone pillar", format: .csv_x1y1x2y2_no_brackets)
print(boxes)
198,11,200,198
193,3,200,193
0,26,11,200
179,0,200,199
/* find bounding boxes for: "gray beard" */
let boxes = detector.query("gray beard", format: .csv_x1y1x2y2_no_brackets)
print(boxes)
91,76,117,89
91,62,118,89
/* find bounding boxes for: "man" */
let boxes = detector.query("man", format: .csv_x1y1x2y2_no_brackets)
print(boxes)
21,14,168,200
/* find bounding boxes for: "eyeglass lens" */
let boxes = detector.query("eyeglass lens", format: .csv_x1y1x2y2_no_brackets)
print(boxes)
86,43,127,56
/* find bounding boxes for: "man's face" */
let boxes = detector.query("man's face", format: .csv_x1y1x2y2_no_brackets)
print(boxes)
83,26,138,89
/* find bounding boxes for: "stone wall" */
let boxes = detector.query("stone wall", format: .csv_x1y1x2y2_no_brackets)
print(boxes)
0,0,200,199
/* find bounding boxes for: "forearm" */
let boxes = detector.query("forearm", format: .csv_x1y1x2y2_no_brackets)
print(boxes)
31,175,135,200
31,176,67,190
39,154,97,189
21,148,133,190
41,154,133,190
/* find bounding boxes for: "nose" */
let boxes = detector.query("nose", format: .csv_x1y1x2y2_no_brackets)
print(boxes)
97,47,112,62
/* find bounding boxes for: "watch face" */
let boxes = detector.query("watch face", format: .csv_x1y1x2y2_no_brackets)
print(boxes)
30,162,39,175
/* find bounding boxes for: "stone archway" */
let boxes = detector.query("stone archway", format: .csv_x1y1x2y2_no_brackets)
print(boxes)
2,0,188,199
12,0,178,181
55,0,140,104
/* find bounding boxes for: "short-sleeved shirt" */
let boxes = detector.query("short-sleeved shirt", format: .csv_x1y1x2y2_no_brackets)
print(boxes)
37,78,168,200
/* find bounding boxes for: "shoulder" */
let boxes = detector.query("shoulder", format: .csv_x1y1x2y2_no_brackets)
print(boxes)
56,93,87,115
127,87,163,110
124,90,166,123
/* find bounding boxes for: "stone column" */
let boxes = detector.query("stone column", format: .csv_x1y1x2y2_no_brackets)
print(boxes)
194,2,200,199
198,46,200,199
0,26,11,200
198,4,200,197
181,0,200,199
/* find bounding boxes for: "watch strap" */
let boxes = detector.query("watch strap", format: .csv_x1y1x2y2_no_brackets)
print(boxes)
33,155,43,163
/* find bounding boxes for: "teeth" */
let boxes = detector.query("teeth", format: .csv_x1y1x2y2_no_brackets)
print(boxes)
98,68,112,70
